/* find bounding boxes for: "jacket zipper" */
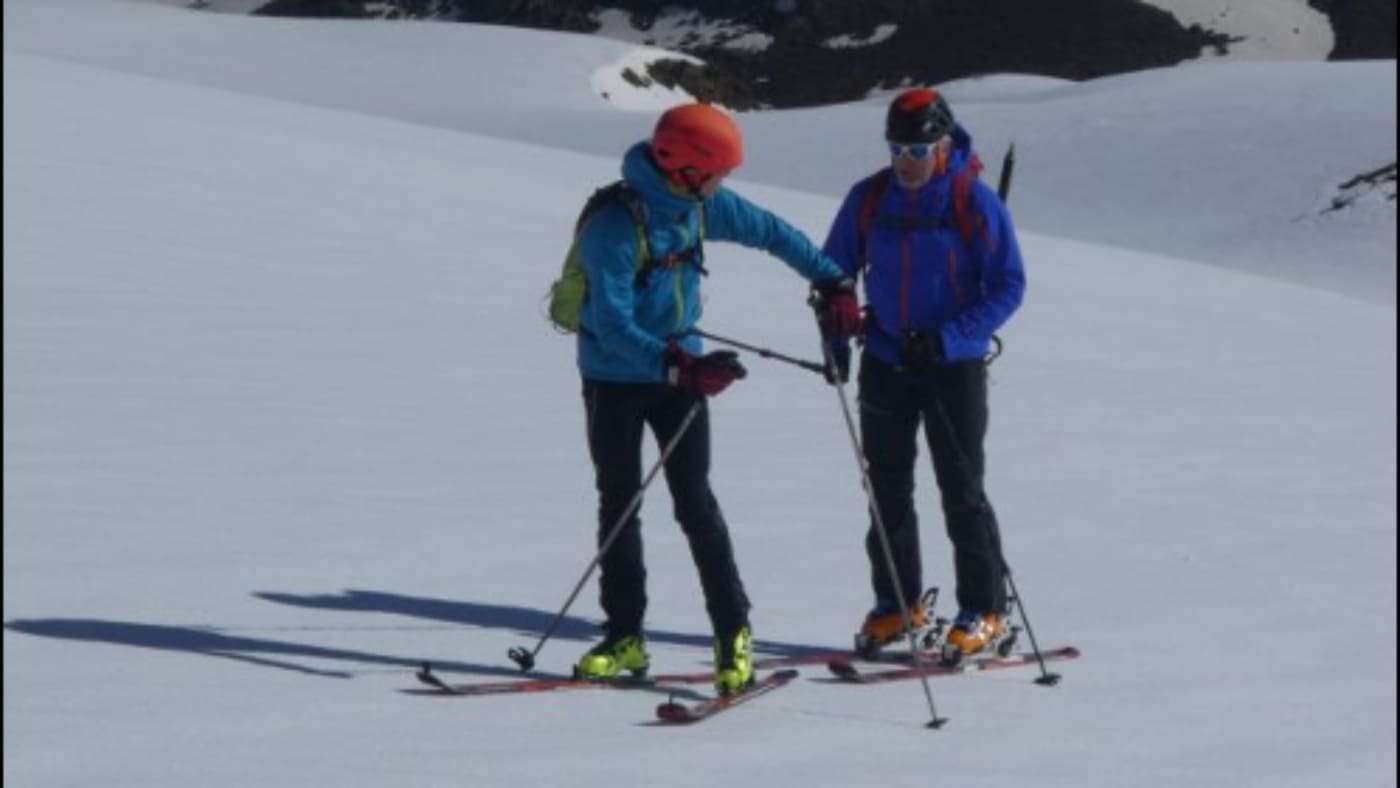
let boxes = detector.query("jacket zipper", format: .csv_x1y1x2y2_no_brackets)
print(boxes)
672,267,685,330
899,189,914,329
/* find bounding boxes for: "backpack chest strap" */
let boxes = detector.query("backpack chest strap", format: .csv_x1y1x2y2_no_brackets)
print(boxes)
870,213,954,233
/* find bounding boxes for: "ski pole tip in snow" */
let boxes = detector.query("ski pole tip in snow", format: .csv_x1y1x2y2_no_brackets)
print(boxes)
926,717,950,730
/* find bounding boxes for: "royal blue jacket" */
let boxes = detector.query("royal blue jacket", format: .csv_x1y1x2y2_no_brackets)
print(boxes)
577,141,846,383
822,127,1026,365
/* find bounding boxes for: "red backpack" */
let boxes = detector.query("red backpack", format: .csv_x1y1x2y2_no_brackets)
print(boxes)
855,154,988,261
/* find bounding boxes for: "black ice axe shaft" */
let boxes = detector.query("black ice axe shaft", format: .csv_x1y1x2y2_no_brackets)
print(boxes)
998,143,1016,202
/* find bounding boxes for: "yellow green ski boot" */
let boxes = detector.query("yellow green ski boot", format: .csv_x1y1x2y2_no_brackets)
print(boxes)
713,626,754,695
575,634,649,680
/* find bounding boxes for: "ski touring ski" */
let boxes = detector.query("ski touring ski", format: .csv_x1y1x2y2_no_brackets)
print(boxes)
824,646,1080,684
655,669,800,724
407,663,713,698
754,648,932,671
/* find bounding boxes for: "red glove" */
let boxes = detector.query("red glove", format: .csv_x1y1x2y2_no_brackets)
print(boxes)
812,278,861,340
666,346,747,396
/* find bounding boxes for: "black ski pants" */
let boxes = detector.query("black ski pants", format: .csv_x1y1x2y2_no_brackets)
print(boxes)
858,354,1007,614
582,380,750,640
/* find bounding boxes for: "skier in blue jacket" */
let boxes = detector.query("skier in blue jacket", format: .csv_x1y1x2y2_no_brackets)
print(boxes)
822,88,1026,663
573,104,859,693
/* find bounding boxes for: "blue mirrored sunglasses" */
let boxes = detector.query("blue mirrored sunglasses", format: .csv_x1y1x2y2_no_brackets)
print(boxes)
888,142,936,159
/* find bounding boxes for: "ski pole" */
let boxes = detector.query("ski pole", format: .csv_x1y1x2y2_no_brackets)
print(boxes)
508,400,704,672
925,387,1060,686
1001,561,1061,686
932,145,1059,684
816,336,948,729
689,328,827,376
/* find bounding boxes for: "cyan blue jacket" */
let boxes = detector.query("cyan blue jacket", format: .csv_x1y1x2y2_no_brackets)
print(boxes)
822,126,1026,365
577,141,846,383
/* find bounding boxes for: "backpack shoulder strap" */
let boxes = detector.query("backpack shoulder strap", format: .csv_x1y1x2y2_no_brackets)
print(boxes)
575,181,652,271
612,184,648,243
951,154,988,248
858,163,989,250
856,169,892,260
636,197,708,287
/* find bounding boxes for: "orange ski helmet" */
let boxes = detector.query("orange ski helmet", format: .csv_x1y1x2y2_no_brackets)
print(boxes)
651,104,744,178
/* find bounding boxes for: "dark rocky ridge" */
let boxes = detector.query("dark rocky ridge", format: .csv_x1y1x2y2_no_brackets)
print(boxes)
254,0,1398,109
1308,0,1398,60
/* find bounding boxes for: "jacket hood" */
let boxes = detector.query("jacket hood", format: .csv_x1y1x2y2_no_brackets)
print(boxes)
621,141,702,216
940,124,977,184
948,124,974,171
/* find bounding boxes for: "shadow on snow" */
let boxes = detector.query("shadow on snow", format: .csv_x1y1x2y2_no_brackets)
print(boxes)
5,589,838,681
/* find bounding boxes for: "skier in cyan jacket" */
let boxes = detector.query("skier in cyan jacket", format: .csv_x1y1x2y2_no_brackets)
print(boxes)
573,103,859,693
821,88,1026,664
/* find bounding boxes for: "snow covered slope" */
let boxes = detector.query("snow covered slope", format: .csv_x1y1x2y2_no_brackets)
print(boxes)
4,3,1396,787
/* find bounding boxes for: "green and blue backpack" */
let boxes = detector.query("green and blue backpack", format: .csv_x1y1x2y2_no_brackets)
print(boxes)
547,181,705,334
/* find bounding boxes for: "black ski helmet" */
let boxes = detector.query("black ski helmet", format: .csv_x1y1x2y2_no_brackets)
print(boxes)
886,88,955,143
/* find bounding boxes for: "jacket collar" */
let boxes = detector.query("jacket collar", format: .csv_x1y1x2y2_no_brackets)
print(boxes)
622,141,702,216
895,124,975,199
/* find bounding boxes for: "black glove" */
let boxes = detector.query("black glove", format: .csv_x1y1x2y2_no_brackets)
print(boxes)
898,331,945,371
822,338,851,384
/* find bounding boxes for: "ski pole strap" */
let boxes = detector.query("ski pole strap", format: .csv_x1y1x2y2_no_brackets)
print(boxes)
985,335,1003,366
